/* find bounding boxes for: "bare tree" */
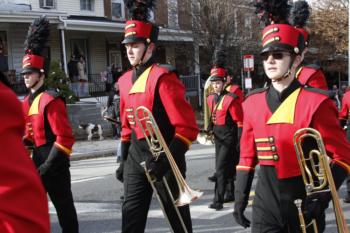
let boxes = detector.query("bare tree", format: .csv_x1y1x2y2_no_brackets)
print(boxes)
309,0,348,57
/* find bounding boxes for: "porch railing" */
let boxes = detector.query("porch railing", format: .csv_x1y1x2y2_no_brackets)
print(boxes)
11,73,201,99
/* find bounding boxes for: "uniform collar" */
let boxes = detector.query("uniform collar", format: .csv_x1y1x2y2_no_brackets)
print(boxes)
267,79,301,113
133,57,155,83
269,79,301,102
29,85,46,105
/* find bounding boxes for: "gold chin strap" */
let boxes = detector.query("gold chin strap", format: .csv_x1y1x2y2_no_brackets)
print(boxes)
271,69,291,83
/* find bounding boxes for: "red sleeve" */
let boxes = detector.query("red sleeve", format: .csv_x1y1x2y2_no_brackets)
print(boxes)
307,70,328,91
46,98,75,155
158,73,199,146
0,83,50,233
228,99,243,128
237,101,258,171
119,89,132,142
235,88,245,103
312,99,350,172
339,93,349,120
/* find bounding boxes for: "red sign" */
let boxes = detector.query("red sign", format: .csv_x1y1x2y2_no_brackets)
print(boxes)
243,55,254,72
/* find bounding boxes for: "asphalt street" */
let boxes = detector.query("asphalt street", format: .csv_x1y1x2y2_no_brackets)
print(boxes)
50,144,350,233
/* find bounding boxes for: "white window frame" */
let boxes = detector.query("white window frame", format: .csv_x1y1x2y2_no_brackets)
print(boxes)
41,0,55,9
111,0,125,20
80,0,94,11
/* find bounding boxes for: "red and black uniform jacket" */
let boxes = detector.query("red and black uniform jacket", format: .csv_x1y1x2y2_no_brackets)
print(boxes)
296,64,328,90
225,84,244,103
207,92,243,141
118,62,198,162
238,80,350,178
22,86,74,167
0,82,49,233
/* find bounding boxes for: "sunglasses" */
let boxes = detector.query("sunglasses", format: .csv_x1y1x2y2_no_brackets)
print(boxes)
262,52,290,61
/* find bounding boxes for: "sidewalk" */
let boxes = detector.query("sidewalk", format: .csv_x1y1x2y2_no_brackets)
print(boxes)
71,138,119,161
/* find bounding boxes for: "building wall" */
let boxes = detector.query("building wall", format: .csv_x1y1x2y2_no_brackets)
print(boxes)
154,0,168,27
30,0,104,17
178,0,192,30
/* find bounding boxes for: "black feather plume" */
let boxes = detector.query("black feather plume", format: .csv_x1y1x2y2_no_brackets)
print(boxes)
24,16,50,55
212,46,226,69
124,0,156,21
291,0,310,28
254,0,291,26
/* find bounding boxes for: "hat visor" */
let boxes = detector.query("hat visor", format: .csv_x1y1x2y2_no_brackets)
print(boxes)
209,75,225,82
21,67,41,74
121,36,147,44
260,43,293,55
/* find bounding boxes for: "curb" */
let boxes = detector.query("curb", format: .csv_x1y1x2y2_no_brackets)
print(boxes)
70,149,117,161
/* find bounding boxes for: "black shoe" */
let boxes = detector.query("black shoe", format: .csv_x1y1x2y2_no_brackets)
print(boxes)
208,175,217,182
344,195,350,203
120,195,124,200
208,202,223,210
224,195,235,203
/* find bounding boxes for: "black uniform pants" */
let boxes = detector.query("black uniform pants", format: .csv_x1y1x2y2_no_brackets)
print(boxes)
42,167,79,233
213,132,235,204
33,147,79,233
122,143,192,233
252,166,325,233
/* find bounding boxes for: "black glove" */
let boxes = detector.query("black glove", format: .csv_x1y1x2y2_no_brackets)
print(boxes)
303,191,330,228
115,141,130,183
37,146,68,176
116,162,124,182
146,154,170,180
233,170,254,228
146,137,188,180
303,162,348,227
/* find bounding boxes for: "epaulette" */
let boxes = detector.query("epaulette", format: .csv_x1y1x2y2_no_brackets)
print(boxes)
226,92,238,99
303,86,331,97
157,63,177,74
245,86,268,98
304,63,321,70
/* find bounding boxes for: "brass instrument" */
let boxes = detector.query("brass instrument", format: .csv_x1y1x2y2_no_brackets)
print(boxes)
197,78,214,145
134,106,203,232
293,128,349,233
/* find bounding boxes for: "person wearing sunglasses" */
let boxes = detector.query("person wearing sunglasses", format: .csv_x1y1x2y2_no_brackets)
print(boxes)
233,1,350,232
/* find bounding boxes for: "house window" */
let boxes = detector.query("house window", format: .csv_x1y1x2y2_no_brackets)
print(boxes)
111,0,125,19
39,0,55,9
81,0,94,11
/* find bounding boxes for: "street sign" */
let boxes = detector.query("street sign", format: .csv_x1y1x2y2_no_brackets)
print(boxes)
243,55,254,72
245,77,252,89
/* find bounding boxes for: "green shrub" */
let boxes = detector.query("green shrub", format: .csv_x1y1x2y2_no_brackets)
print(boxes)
45,60,78,104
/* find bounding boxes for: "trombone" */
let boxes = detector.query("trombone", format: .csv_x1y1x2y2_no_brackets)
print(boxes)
293,128,349,233
197,78,214,145
134,106,203,232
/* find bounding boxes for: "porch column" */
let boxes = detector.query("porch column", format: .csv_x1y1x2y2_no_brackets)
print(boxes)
59,29,68,75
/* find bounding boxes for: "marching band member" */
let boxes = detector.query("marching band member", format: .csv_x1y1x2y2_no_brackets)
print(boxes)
207,47,243,210
0,71,50,233
233,1,350,232
116,0,198,232
21,16,79,233
292,0,328,90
